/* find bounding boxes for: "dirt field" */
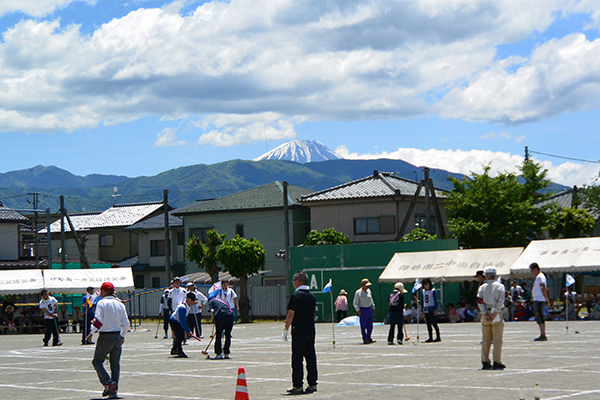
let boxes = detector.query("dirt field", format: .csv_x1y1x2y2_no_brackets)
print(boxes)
0,320,599,399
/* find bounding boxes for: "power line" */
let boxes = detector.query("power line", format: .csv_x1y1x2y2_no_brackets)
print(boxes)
529,150,600,164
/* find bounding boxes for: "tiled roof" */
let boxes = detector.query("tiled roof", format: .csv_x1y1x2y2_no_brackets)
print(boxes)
536,187,599,219
127,211,183,230
40,202,164,233
0,206,29,223
174,182,314,215
301,171,446,202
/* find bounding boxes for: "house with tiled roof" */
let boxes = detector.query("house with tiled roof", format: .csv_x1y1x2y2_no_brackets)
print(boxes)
126,211,185,289
301,170,448,243
0,203,29,261
174,182,314,286
41,201,169,264
535,186,600,236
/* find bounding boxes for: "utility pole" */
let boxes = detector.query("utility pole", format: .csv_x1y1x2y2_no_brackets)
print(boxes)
164,189,171,285
283,181,290,301
424,168,431,234
60,195,66,269
28,193,40,267
525,146,529,163
46,208,52,269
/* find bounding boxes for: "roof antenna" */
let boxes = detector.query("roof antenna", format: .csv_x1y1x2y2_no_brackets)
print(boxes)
112,187,121,205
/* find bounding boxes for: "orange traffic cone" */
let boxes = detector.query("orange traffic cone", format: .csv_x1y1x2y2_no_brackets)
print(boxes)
235,366,249,400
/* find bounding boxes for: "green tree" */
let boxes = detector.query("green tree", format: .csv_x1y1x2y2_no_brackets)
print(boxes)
216,235,266,323
185,229,226,285
400,228,437,241
446,162,549,248
546,204,596,238
304,228,350,246
580,183,600,217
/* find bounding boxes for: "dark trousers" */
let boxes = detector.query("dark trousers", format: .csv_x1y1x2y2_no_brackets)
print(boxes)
425,312,440,340
214,313,234,355
83,312,94,343
186,313,201,336
291,333,318,388
359,307,373,341
43,318,59,345
91,333,122,390
162,311,170,335
387,311,404,343
336,310,347,322
169,320,185,355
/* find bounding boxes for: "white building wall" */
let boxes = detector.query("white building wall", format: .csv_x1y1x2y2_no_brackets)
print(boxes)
0,223,19,260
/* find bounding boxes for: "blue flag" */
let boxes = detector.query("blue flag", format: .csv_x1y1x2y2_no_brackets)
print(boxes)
412,278,422,294
322,279,332,294
208,281,222,300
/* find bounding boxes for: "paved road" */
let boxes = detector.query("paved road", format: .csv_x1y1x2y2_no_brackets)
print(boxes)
0,320,598,399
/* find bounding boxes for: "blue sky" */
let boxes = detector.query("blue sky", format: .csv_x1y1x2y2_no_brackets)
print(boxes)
0,0,600,186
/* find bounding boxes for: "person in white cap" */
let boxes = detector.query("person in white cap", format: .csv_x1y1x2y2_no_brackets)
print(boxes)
353,278,376,344
387,282,407,345
477,266,506,370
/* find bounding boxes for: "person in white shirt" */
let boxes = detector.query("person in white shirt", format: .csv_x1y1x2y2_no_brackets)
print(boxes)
159,289,171,339
477,267,505,370
530,262,550,341
168,277,187,306
88,282,129,400
186,282,207,337
219,281,239,321
39,289,62,347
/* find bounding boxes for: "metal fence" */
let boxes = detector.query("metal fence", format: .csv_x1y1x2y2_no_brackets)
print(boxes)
127,285,288,320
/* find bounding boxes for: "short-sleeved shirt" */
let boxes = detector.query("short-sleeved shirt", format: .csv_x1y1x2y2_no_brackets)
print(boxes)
287,288,316,337
39,296,58,320
218,288,238,309
532,273,547,302
389,291,404,313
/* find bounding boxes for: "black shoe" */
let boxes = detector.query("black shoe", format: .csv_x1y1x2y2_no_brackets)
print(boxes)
369,339,376,344
177,353,188,358
481,362,492,370
43,342,48,347
287,387,303,394
398,341,403,345
102,380,117,396
170,348,178,355
433,338,441,342
534,335,548,341
387,342,395,345
424,338,433,343
305,385,317,393
493,362,506,370
53,342,63,346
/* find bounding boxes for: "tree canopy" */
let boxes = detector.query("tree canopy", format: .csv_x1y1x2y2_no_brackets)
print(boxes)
546,204,596,239
216,235,266,323
400,228,437,241
185,229,226,285
446,162,550,248
304,228,350,246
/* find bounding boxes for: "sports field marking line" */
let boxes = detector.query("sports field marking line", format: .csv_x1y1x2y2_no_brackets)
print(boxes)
545,388,600,400
0,384,226,400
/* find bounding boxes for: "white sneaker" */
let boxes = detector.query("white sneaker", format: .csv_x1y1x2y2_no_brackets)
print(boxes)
224,354,231,359
214,354,224,359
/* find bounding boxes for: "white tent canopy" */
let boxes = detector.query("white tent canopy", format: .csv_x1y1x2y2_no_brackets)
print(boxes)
0,269,44,295
379,247,524,283
510,237,600,277
43,268,135,294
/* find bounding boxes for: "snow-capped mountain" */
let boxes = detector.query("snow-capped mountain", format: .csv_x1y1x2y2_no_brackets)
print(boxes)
253,140,343,163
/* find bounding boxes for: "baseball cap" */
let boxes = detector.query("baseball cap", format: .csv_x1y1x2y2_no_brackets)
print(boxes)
485,266,497,275
101,282,115,292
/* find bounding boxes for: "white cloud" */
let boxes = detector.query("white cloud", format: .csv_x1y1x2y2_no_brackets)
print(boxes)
481,131,526,143
0,0,94,18
155,127,187,147
0,0,599,145
335,145,600,186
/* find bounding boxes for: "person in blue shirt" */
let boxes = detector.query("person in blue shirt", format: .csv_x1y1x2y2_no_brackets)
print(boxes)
421,278,441,342
169,292,197,358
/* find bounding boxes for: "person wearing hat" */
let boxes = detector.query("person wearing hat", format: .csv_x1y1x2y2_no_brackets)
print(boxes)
168,277,187,307
170,292,198,358
353,278,376,344
82,286,97,345
334,289,348,322
159,288,172,339
39,289,62,347
477,267,506,370
387,282,407,345
88,282,129,399
186,282,207,338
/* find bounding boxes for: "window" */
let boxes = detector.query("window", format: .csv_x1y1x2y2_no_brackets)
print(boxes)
415,213,436,235
189,227,213,243
235,224,244,237
151,277,161,288
134,275,145,289
177,231,185,246
99,234,114,247
150,240,165,257
354,216,395,235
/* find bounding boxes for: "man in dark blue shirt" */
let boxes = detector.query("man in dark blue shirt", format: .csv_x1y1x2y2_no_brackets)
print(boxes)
207,296,234,359
283,271,318,394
